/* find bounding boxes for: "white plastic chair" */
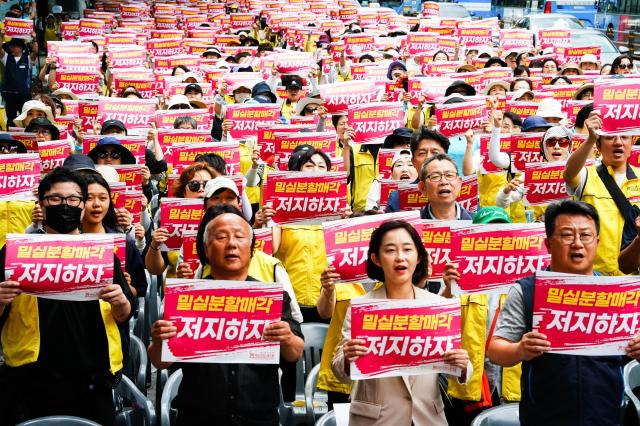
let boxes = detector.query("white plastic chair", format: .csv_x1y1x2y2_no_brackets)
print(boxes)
160,369,183,426
625,360,640,420
17,416,101,426
315,410,336,426
470,403,520,426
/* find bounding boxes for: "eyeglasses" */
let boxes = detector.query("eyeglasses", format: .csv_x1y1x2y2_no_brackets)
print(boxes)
33,128,52,136
545,137,571,148
425,172,458,182
618,63,632,69
187,180,209,192
97,150,121,160
43,194,83,206
553,231,596,245
0,144,18,153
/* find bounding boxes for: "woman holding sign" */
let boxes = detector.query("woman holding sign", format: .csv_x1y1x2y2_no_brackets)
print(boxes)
332,220,470,426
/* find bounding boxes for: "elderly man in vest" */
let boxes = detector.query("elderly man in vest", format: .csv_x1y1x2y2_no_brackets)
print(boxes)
488,200,640,425
0,167,134,425
563,112,640,276
0,30,39,127
149,204,304,425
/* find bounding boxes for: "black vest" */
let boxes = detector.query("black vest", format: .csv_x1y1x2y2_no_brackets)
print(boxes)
3,52,31,95
520,274,626,426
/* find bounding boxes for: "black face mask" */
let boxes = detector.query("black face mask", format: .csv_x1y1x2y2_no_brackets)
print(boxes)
44,204,82,234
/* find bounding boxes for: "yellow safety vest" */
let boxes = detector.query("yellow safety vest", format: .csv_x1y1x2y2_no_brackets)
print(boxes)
239,142,262,205
405,105,430,131
0,200,34,248
578,164,640,276
351,145,378,212
478,173,526,223
274,225,327,306
447,294,521,402
1,295,123,375
317,284,368,394
281,101,297,123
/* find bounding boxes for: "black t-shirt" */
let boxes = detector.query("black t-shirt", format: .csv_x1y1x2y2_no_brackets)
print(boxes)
171,276,304,426
0,244,135,385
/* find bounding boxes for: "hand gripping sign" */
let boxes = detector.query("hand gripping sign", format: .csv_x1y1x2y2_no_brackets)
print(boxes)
225,104,281,140
451,222,551,294
349,297,462,379
4,18,34,38
322,211,422,283
263,171,347,224
162,279,283,364
4,233,115,301
435,100,486,137
533,271,640,356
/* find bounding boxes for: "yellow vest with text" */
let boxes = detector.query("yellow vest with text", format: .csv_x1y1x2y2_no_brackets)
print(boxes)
0,200,34,248
351,145,378,212
1,295,123,375
578,164,640,276
275,225,326,306
447,294,521,402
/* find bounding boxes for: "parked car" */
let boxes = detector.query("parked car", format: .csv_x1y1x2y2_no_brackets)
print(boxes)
569,29,629,66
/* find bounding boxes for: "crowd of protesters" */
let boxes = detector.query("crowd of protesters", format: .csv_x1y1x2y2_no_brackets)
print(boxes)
0,0,639,425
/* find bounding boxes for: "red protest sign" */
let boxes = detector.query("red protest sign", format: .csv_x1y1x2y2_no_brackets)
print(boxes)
263,171,347,224
378,149,402,180
511,132,545,173
348,102,405,144
181,231,200,275
157,129,212,158
79,18,106,37
533,271,640,355
156,109,211,130
82,135,146,164
257,124,315,166
398,183,428,211
451,223,550,294
57,54,100,72
160,198,204,251
147,38,184,57
38,140,70,173
479,133,510,174
97,98,157,129
230,13,255,30
380,180,398,210
113,164,144,191
273,131,337,169
343,34,375,57
436,100,486,137
113,78,156,99
350,298,462,379
458,174,479,213
114,233,126,271
422,220,455,281
55,71,100,95
524,161,569,206
162,279,283,363
538,29,570,49
458,27,492,47
0,153,40,201
318,80,377,114
404,32,438,55
124,190,143,224
110,183,126,209
594,79,640,135
108,47,147,68
557,46,601,64
506,101,539,119
323,211,421,283
499,29,533,51
171,142,240,175
4,233,115,301
271,52,315,74
225,104,281,140
422,1,440,16
4,18,34,38
254,228,273,256
61,21,79,40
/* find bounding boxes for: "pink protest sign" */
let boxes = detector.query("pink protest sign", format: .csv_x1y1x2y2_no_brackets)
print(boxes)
348,102,405,144
323,211,421,283
499,29,533,51
422,220,455,281
225,104,281,140
171,142,240,175
511,132,545,173
97,98,157,129
113,164,144,191
160,198,205,251
181,231,200,276
538,29,570,49
156,109,211,130
451,223,550,294
38,140,70,173
594,79,640,135
56,71,100,95
162,279,283,363
435,99,485,137
524,161,570,206
263,171,347,224
4,18,34,38
350,298,462,379
458,174,479,213
157,129,211,158
0,153,40,201
254,228,273,256
273,131,337,169
318,80,377,114
533,271,640,356
458,27,492,47
4,233,115,301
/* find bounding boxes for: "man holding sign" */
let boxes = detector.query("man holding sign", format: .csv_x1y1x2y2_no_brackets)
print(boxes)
0,167,134,425
488,200,640,425
148,205,304,425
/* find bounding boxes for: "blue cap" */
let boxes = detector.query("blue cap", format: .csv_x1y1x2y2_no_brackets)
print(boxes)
522,116,553,132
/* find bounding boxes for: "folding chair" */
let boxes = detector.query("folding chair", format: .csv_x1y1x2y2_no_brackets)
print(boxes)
17,416,101,426
625,360,640,420
123,334,148,395
314,410,336,426
160,369,183,426
114,375,156,426
470,403,520,426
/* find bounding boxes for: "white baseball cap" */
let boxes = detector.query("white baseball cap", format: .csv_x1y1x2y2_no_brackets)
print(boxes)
203,176,239,199
536,98,565,120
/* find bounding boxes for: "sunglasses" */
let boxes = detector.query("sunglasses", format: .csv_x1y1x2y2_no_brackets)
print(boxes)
187,180,208,192
618,63,632,69
97,150,121,160
545,137,571,148
303,107,318,114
